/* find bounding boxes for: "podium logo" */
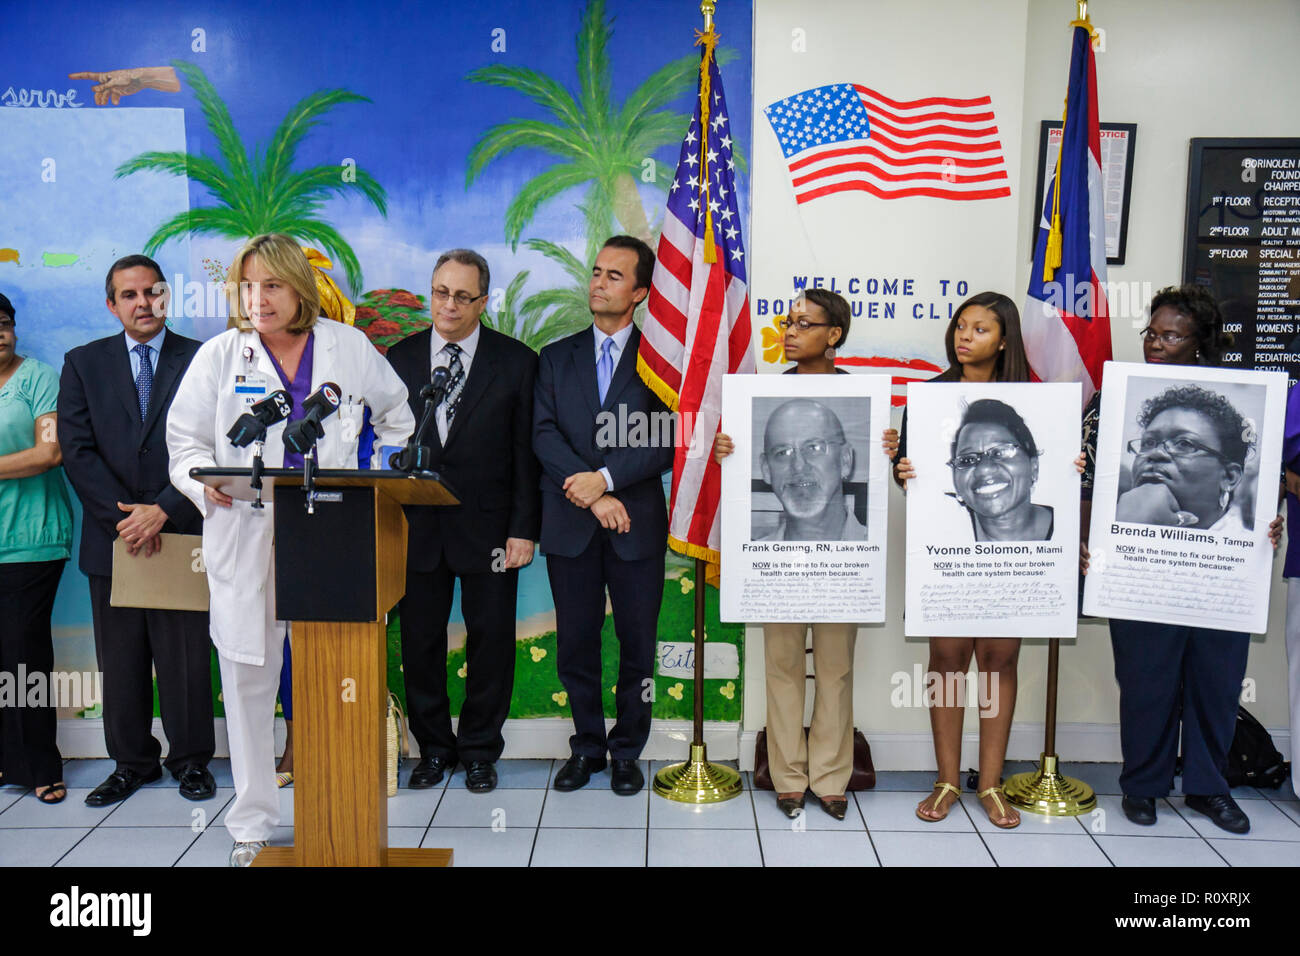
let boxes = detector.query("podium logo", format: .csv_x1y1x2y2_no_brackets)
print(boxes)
49,886,151,936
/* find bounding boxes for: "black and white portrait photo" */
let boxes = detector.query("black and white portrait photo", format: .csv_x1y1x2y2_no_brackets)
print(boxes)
719,372,892,624
1116,377,1265,533
750,396,869,541
946,398,1054,542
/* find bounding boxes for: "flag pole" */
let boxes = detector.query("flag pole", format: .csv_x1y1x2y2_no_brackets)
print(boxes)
650,0,742,804
1004,3,1099,817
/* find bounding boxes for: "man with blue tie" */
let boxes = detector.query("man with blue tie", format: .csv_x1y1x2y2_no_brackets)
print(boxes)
58,255,214,806
534,236,673,796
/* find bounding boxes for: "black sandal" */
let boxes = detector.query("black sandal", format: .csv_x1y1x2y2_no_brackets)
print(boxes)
35,783,67,804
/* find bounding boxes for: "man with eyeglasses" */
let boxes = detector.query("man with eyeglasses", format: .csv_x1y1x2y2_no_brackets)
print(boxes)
756,399,864,541
385,248,540,794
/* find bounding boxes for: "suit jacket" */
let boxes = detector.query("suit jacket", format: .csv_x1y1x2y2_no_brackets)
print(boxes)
386,325,541,575
533,325,673,561
58,330,203,577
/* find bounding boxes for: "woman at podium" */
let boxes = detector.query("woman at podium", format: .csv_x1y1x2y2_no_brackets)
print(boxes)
167,234,414,866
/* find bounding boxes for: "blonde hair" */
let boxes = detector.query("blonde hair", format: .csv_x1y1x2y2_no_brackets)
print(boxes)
226,234,320,333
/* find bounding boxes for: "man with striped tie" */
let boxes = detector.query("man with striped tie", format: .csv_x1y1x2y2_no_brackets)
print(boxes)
58,254,214,806
385,249,540,794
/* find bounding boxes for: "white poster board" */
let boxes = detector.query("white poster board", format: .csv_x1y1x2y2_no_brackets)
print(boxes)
1083,361,1286,634
904,382,1081,637
720,372,893,623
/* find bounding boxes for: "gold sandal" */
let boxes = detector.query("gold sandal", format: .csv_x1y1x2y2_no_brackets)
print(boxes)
978,786,1020,829
915,781,961,822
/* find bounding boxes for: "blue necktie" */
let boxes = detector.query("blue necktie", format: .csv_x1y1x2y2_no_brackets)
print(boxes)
597,337,615,405
133,343,153,421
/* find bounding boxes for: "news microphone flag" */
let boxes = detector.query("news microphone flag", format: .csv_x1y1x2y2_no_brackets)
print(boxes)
637,28,754,569
1022,17,1112,405
763,83,1012,204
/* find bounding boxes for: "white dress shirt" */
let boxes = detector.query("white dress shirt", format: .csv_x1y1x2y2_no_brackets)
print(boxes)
428,323,481,444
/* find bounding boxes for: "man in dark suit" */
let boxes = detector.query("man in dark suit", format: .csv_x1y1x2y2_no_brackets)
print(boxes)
534,235,674,796
386,249,540,795
58,254,215,806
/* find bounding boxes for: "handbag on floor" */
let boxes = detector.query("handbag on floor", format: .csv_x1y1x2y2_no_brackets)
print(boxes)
1225,706,1289,789
753,727,876,791
386,691,407,797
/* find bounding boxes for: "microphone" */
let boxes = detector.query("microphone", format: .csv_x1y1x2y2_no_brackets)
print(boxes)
283,382,342,455
226,390,293,448
389,366,452,471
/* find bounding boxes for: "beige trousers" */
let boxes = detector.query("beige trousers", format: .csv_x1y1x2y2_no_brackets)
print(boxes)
763,622,858,797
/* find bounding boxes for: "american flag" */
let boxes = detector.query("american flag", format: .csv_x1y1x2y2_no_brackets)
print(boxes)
638,45,754,566
1022,21,1111,405
763,83,1011,203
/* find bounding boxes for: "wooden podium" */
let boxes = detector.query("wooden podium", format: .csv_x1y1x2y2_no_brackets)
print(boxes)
192,467,458,867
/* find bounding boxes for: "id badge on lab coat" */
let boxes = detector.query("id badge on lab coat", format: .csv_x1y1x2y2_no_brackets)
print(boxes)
234,372,271,406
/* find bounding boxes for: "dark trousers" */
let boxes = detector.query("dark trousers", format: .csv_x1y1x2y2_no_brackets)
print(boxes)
399,559,519,763
547,536,663,761
0,560,66,786
1109,617,1249,797
87,574,214,776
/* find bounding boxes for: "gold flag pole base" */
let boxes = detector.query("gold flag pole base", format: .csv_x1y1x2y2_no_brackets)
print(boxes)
652,743,743,804
1003,752,1096,817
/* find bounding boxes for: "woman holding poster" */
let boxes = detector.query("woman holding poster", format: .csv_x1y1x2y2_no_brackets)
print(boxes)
1081,285,1279,834
890,292,1035,829
715,289,870,821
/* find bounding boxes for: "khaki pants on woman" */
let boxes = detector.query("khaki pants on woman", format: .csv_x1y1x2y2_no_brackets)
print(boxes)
763,623,858,797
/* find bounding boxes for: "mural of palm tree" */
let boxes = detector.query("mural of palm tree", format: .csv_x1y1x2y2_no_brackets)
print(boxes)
465,0,734,263
481,239,597,351
116,59,385,295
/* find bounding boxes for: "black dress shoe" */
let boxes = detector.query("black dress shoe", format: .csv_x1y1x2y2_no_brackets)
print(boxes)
84,766,162,807
1185,793,1250,834
610,759,644,796
175,764,216,801
409,755,455,789
1121,795,1157,826
553,754,607,792
465,761,498,793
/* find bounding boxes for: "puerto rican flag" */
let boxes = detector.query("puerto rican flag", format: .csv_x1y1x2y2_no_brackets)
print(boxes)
763,83,1012,203
638,48,754,567
1022,22,1112,404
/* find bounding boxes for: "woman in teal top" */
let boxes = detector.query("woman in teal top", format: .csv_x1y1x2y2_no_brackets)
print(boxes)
0,291,74,803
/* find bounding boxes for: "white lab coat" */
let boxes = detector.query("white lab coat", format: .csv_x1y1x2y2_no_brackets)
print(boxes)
167,319,415,665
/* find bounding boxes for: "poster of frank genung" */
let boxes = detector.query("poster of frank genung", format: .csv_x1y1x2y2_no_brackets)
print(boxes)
1083,361,1286,634
904,382,1081,638
719,372,892,623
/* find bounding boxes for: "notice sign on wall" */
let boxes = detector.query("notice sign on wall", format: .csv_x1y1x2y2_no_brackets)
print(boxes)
1183,138,1300,384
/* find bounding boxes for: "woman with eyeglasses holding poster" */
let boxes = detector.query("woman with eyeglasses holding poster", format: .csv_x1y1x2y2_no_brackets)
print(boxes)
1081,285,1282,834
713,289,880,821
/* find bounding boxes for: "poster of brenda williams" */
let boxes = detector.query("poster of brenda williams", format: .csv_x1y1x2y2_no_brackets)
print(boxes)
719,372,893,624
903,382,1082,638
1082,361,1287,634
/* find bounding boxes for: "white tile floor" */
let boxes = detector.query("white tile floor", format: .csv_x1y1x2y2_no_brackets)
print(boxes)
1,758,1296,867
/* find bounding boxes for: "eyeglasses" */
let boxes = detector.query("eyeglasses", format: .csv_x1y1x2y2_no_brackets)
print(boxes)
1128,435,1231,462
431,288,486,308
1139,328,1192,347
948,442,1023,470
767,438,844,462
778,317,833,332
